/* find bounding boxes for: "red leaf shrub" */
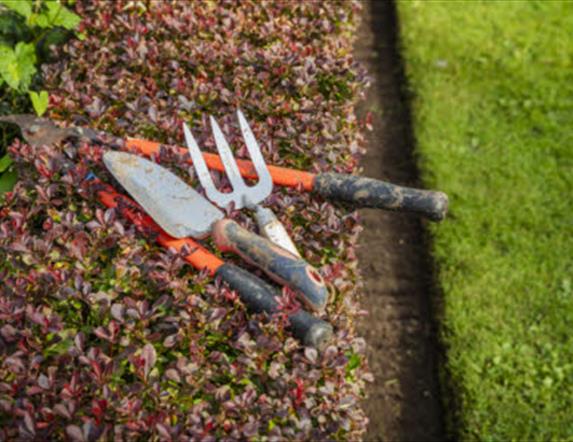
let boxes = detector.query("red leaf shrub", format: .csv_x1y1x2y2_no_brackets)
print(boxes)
0,1,372,439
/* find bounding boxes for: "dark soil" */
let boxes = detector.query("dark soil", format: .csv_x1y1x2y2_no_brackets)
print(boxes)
354,1,446,441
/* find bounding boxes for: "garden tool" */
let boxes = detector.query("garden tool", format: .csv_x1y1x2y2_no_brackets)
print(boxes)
103,151,329,313
130,138,449,222
183,110,301,257
0,115,449,220
91,179,333,349
0,115,332,348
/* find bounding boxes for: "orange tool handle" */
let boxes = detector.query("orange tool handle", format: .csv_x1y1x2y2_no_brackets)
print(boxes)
126,138,316,191
126,138,449,221
96,182,223,275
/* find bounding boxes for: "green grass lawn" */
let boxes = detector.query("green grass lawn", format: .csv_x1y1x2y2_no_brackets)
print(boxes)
396,1,573,439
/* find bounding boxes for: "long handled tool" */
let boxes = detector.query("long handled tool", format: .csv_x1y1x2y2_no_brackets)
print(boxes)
0,115,448,221
183,110,301,257
128,139,449,222
103,151,329,313
90,179,332,349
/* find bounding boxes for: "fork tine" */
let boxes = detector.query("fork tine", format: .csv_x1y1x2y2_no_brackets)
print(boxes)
237,110,273,197
183,122,229,206
209,115,249,199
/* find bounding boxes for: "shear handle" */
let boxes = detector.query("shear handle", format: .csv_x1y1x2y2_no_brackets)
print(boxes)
94,181,332,348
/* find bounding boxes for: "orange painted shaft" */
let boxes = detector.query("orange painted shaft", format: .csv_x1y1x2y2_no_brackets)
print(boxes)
126,138,316,191
96,184,223,276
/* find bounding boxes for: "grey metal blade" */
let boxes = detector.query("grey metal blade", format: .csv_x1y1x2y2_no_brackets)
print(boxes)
103,151,223,239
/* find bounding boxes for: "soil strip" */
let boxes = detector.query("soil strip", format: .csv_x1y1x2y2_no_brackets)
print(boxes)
355,1,445,440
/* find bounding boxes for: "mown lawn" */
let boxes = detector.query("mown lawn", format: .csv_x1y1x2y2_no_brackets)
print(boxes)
397,1,573,439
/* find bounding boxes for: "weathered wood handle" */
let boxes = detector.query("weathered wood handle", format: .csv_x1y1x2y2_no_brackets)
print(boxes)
212,219,329,313
216,263,332,348
313,172,449,221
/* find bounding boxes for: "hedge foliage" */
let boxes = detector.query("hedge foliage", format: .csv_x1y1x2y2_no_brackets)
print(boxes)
0,1,372,440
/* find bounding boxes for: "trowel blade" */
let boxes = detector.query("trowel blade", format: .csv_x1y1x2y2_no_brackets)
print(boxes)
103,151,223,239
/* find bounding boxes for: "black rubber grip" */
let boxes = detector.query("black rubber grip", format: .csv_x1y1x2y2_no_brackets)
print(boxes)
215,263,333,349
313,172,449,221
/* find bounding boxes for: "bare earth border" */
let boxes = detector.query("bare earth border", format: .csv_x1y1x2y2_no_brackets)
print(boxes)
355,2,445,440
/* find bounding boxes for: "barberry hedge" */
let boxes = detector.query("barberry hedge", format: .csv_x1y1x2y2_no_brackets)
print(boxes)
0,1,372,440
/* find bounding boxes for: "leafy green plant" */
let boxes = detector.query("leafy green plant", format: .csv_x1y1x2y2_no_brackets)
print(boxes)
0,0,81,195
29,89,48,115
0,41,36,91
0,151,16,192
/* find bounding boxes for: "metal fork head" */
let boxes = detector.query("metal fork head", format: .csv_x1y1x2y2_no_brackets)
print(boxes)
183,109,273,210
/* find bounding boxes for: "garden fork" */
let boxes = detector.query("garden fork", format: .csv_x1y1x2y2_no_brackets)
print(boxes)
183,110,301,257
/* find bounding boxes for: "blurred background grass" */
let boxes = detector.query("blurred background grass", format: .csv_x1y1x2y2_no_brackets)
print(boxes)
397,1,573,439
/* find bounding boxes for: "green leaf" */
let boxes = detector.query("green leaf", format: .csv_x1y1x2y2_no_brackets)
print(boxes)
0,44,18,89
0,42,36,91
0,11,31,46
345,352,361,374
44,337,73,357
14,41,36,91
0,168,17,194
42,1,81,30
33,12,49,28
0,0,32,19
29,90,48,116
0,154,12,173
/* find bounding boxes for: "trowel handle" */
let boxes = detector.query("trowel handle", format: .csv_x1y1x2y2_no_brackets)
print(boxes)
212,219,329,313
95,184,332,348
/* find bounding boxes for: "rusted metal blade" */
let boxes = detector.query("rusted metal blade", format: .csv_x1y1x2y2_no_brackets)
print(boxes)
0,114,101,147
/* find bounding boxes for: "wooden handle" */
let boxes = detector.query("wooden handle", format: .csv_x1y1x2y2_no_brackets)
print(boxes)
212,219,329,313
253,205,301,257
313,172,449,221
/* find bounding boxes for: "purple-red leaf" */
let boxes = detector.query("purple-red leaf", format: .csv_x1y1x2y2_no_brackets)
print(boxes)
142,343,157,379
66,424,85,442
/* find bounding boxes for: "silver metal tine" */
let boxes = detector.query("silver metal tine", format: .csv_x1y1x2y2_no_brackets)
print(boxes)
183,122,226,207
209,115,250,207
236,109,273,199
183,110,302,257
